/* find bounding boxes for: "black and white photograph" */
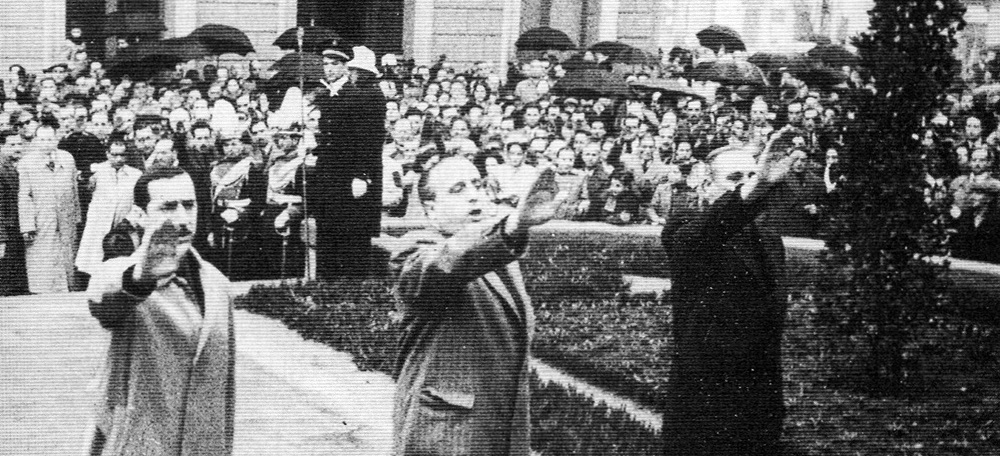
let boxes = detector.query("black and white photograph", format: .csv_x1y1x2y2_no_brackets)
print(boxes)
1,0,1000,454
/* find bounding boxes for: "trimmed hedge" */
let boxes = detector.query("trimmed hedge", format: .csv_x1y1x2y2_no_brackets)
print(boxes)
234,279,661,455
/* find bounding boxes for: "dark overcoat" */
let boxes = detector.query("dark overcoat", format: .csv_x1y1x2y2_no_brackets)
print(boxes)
661,186,786,456
388,218,532,456
313,73,385,243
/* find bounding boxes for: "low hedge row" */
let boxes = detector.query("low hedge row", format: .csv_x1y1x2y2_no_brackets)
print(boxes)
234,279,662,455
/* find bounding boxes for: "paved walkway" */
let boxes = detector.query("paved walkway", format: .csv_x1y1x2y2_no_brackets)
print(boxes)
0,289,395,456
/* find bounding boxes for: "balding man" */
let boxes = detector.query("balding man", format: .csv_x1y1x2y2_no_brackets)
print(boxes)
661,140,794,455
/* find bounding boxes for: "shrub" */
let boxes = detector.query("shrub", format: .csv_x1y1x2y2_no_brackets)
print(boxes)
823,0,965,396
235,279,661,452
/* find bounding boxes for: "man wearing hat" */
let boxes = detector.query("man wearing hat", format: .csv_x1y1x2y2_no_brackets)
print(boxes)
321,47,352,96
312,46,385,278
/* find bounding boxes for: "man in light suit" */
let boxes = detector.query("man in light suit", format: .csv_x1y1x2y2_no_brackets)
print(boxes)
19,125,81,293
661,138,795,456
389,156,558,455
87,167,235,456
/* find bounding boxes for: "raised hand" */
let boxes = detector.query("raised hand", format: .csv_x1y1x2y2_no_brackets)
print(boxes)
508,168,560,234
134,220,180,283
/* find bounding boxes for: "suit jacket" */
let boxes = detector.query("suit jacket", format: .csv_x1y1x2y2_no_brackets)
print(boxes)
950,200,1000,264
389,217,532,456
661,186,786,456
758,172,826,238
87,249,235,456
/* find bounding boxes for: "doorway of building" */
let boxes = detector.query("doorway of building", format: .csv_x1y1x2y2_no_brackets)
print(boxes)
298,0,404,58
66,0,109,61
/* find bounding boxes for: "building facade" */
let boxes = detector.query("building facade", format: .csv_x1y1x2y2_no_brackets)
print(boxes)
5,0,993,77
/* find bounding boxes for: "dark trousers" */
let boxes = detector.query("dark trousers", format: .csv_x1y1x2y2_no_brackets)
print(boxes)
317,231,373,280
0,237,28,296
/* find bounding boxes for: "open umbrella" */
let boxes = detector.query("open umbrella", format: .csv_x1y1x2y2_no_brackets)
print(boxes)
274,26,341,52
806,44,859,68
608,47,656,66
688,60,767,86
629,79,705,100
552,68,631,98
747,53,792,75
108,37,212,79
104,11,166,37
786,55,848,88
269,52,326,79
561,53,599,72
804,34,833,45
515,27,576,51
189,24,255,56
696,25,746,53
589,41,633,57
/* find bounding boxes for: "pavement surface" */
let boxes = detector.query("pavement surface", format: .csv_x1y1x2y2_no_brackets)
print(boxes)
1,276,664,455
0,289,395,456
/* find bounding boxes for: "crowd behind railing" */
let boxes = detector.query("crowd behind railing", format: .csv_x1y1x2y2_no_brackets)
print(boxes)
2,40,1000,296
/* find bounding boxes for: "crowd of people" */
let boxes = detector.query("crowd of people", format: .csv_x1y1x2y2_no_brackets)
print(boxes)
2,38,1000,296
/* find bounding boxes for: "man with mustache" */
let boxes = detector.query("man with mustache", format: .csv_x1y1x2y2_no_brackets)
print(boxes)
86,166,236,456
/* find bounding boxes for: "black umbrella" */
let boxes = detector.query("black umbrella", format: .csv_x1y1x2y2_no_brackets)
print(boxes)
629,79,705,100
274,26,341,53
696,25,746,53
552,68,631,98
747,53,792,74
189,24,255,56
269,52,326,79
688,60,767,86
787,56,848,88
515,27,576,51
108,37,212,79
104,11,166,37
608,47,656,66
804,34,833,45
261,70,327,102
589,41,632,57
806,44,859,68
561,53,599,72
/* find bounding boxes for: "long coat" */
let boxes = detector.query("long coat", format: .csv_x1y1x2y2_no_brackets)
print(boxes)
18,148,80,293
661,186,786,456
86,249,235,456
0,159,27,295
76,162,141,275
388,219,533,456
313,74,385,245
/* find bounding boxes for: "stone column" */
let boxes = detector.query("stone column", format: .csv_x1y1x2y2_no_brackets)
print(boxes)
165,0,198,37
0,0,66,72
499,0,523,81
596,0,619,42
404,0,435,65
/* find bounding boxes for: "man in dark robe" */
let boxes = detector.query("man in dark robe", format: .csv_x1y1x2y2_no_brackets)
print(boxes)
313,46,385,278
661,142,793,456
